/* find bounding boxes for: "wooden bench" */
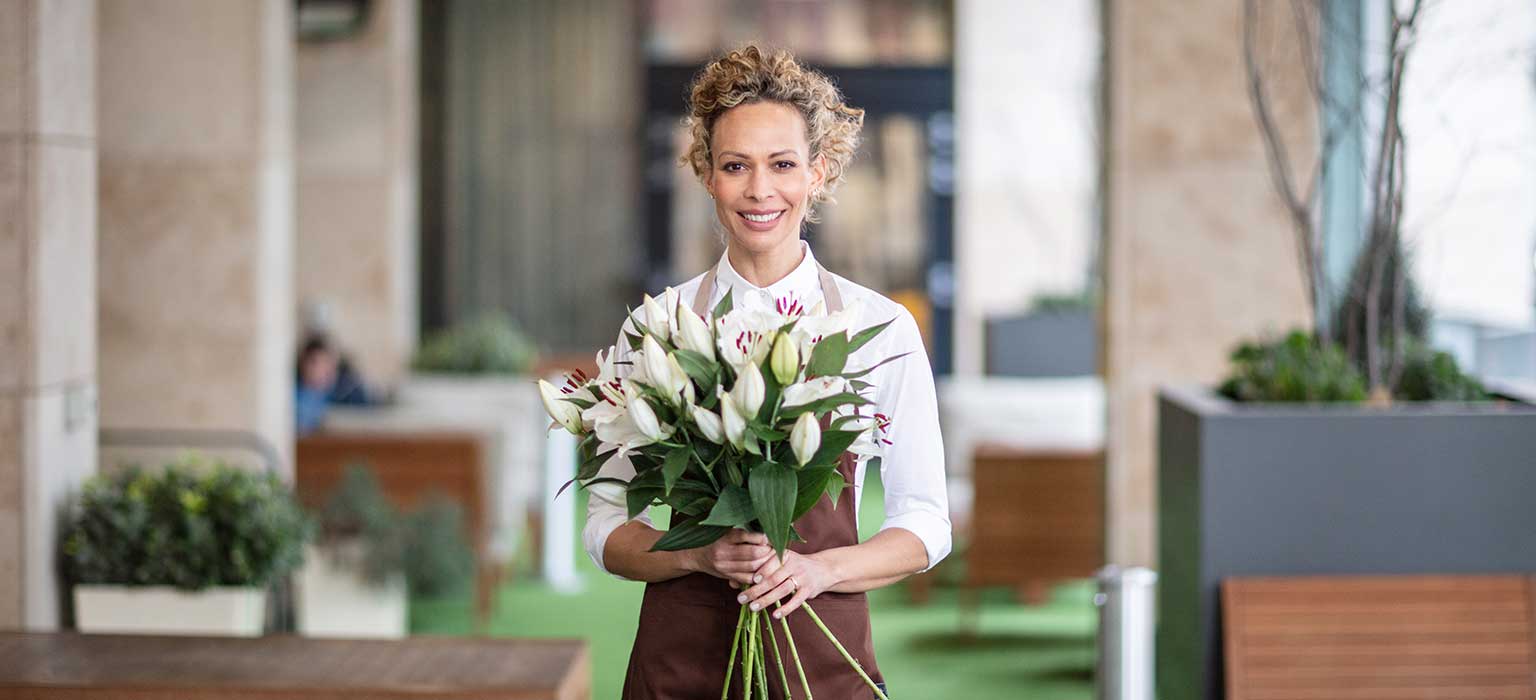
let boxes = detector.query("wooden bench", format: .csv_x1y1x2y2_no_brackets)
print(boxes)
1222,575,1536,700
0,632,588,699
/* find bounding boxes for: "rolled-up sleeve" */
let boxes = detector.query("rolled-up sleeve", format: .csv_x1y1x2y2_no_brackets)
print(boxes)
874,311,953,572
583,450,654,580
580,319,655,580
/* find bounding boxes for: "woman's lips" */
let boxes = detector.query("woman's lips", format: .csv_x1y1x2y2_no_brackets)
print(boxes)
738,210,785,231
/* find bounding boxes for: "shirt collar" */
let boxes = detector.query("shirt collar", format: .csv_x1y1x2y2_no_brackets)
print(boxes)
714,240,822,312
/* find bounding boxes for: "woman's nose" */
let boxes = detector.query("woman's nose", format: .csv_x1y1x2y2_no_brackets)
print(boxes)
744,170,771,200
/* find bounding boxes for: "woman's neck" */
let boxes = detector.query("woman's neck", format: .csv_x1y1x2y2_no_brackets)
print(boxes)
726,239,805,288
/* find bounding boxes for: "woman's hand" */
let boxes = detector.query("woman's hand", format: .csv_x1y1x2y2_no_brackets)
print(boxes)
688,528,774,588
738,550,840,619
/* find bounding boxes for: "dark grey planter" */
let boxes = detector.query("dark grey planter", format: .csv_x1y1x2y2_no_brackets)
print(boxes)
1156,386,1536,700
985,309,1097,376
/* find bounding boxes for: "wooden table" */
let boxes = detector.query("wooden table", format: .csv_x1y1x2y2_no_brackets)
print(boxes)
0,633,589,700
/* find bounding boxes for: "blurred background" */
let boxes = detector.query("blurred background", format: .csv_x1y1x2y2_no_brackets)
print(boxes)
3,1,1535,698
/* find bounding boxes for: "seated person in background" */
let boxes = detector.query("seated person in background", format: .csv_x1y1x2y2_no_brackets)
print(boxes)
295,334,383,436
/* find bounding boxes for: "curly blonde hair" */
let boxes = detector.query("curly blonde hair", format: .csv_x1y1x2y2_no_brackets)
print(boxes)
682,44,865,223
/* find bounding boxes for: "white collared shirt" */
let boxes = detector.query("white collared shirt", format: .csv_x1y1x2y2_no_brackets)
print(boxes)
583,241,952,578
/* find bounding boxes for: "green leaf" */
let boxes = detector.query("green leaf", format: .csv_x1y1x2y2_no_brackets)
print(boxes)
807,430,860,468
650,520,730,552
778,392,874,421
747,423,788,442
577,447,617,481
749,463,796,556
756,355,782,424
712,288,734,319
624,330,644,352
673,494,716,517
626,487,661,520
699,484,754,527
848,379,874,393
660,447,689,496
562,396,595,410
823,471,847,510
847,318,896,353
806,331,850,378
791,465,838,521
841,351,912,380
673,349,718,392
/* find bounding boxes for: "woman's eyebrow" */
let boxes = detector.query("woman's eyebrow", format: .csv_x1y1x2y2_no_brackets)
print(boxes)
718,149,799,160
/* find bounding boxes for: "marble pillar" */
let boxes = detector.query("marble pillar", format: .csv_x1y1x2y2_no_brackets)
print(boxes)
296,0,418,385
97,0,295,475
1103,1,1315,566
0,0,99,630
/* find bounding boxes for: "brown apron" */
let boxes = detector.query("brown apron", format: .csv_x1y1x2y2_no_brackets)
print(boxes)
622,263,886,699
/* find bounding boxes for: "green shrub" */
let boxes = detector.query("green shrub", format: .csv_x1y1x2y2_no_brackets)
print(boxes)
411,312,537,374
1218,331,1368,403
1394,344,1487,402
1028,290,1098,314
313,464,474,597
62,458,313,590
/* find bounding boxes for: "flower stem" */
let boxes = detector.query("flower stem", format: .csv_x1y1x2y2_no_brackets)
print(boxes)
721,604,747,700
803,602,888,700
742,609,756,700
753,612,771,696
776,603,813,700
762,605,793,697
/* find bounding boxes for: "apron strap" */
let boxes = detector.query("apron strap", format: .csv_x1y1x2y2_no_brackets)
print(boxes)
689,258,843,318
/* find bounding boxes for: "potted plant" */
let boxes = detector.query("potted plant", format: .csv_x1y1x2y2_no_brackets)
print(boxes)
1157,4,1536,699
62,457,312,636
296,463,474,638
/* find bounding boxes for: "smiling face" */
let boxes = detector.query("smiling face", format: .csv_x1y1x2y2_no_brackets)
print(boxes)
704,101,826,258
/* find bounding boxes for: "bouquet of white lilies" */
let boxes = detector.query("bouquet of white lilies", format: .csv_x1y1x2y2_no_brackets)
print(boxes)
539,287,905,700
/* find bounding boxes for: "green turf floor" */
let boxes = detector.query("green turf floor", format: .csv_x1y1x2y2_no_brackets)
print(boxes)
411,477,1097,699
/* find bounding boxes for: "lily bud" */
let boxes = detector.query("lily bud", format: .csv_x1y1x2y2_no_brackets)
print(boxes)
665,353,691,402
791,412,822,466
538,380,583,435
731,361,766,418
718,387,747,448
690,404,725,444
770,331,800,386
641,335,675,394
626,386,666,442
642,293,671,342
676,298,715,356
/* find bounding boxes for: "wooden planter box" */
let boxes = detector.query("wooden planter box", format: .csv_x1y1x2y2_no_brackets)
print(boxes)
74,585,265,637
1156,385,1536,700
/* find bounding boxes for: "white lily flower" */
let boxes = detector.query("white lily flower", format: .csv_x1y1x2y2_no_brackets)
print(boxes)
642,292,671,342
790,412,821,466
732,361,766,417
625,385,671,443
715,309,776,370
690,404,725,444
665,353,692,403
718,387,747,449
769,331,800,386
640,335,682,398
781,375,848,409
537,379,583,435
676,297,716,357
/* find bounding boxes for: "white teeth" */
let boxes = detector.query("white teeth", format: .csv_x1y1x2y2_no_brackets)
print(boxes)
743,211,782,223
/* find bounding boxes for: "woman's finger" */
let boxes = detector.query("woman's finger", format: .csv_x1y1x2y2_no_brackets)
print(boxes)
774,584,811,619
747,577,796,612
741,561,792,601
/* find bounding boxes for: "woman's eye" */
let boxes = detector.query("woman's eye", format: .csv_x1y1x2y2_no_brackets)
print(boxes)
722,162,744,172
775,161,797,170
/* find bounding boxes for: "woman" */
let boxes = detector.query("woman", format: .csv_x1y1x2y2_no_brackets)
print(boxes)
585,44,951,699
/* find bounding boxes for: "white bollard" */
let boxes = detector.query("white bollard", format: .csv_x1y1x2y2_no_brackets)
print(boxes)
542,426,582,593
1095,565,1158,700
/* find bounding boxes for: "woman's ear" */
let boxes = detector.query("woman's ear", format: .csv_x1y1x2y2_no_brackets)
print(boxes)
810,154,828,195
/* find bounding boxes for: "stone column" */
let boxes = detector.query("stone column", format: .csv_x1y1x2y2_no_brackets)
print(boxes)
296,0,418,385
0,0,98,630
1102,1,1314,566
98,0,296,475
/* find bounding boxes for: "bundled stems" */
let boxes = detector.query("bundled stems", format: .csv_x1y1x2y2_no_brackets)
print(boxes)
777,602,814,699
762,607,794,697
803,603,889,700
721,604,748,700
